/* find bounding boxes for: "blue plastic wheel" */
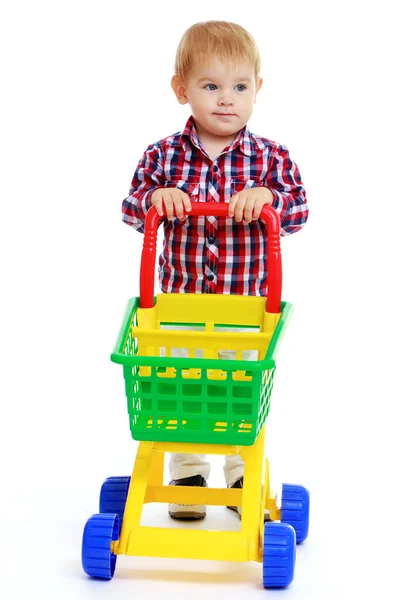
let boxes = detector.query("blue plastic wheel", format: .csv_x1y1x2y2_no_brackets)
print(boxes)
263,522,296,588
281,484,310,543
82,513,119,580
99,476,130,529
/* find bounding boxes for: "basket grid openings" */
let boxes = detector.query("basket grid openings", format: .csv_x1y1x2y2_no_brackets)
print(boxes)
119,305,279,444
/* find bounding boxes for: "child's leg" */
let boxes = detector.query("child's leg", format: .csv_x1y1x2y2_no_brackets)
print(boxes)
164,328,208,481
217,326,259,361
168,446,210,521
222,339,270,519
162,326,210,518
223,453,245,486
169,453,211,482
220,328,258,481
219,349,258,360
167,325,255,478
168,327,255,481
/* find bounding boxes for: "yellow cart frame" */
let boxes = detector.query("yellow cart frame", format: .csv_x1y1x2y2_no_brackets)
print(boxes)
113,425,278,563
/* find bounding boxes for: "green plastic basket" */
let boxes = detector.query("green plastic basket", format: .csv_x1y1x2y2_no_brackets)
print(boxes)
111,296,293,446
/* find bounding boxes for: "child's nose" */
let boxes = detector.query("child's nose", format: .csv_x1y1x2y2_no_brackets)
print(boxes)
219,93,235,106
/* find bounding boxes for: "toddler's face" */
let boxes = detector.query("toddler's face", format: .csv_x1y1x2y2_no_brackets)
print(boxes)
176,55,262,140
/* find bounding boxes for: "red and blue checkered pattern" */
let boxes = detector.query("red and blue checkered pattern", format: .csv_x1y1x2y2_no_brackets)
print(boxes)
122,116,308,296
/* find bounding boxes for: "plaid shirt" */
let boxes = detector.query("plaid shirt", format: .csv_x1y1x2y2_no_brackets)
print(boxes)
122,116,308,295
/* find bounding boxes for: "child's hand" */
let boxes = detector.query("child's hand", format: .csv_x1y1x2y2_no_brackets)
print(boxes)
228,187,273,223
151,188,192,221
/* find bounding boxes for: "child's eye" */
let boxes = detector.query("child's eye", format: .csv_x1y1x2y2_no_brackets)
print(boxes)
204,84,217,91
235,84,246,92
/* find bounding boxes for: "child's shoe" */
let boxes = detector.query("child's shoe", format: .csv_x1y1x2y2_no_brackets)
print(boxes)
168,474,208,520
227,477,271,521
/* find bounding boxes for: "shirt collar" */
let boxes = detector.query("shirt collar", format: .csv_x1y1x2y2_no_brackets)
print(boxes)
173,115,264,157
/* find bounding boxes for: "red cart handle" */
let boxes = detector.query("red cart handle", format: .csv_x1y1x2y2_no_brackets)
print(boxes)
140,203,282,313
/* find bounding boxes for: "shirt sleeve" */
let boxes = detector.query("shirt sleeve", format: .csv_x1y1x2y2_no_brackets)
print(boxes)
264,144,309,236
122,142,165,233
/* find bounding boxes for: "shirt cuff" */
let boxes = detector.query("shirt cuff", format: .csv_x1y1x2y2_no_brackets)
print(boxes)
265,187,290,217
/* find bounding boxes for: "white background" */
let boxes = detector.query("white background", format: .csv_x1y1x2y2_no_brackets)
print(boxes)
1,0,413,598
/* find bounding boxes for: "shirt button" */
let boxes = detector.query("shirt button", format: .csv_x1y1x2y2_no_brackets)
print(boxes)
207,274,214,281
213,165,218,172
208,235,215,244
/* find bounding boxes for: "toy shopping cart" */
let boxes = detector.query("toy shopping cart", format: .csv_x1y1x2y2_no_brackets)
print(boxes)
81,203,310,589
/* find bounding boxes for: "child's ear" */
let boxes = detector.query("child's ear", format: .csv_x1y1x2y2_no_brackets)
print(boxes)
254,77,263,103
171,76,188,105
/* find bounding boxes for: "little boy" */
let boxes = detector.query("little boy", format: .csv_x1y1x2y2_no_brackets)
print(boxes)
122,21,308,520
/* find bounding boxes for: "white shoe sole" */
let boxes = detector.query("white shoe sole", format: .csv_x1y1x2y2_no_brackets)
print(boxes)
168,503,206,520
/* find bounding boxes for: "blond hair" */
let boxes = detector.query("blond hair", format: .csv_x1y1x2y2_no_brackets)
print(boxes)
174,21,261,82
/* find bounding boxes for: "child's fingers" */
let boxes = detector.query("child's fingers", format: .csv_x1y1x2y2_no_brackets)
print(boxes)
153,197,164,216
163,191,176,220
150,190,163,216
252,198,267,220
181,192,192,214
173,195,185,221
243,197,256,223
234,196,247,222
152,195,164,216
228,194,239,217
